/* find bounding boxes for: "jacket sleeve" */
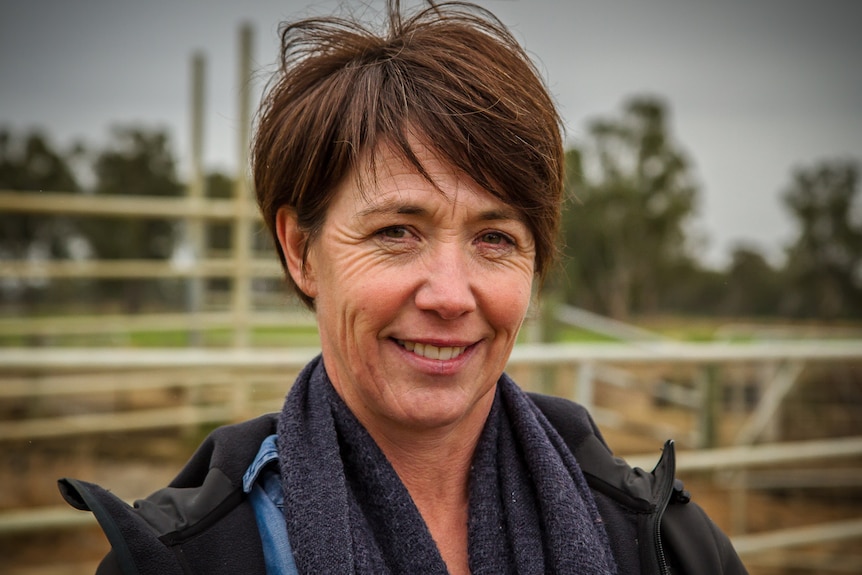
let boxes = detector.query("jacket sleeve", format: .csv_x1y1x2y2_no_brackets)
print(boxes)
662,498,748,574
58,478,185,575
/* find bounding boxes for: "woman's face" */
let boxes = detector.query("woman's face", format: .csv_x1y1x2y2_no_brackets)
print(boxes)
278,142,535,437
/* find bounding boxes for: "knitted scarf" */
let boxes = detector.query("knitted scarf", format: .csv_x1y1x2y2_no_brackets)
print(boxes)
276,356,617,574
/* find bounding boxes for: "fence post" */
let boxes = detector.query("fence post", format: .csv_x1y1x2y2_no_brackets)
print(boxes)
699,364,720,448
730,470,749,536
577,362,595,411
735,360,804,446
186,52,206,346
232,24,254,348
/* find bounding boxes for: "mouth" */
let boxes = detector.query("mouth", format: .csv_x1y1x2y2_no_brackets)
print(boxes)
396,339,468,361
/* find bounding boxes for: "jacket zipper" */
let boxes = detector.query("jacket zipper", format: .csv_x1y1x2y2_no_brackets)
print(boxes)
653,440,676,575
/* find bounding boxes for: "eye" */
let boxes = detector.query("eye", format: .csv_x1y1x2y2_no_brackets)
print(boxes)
374,225,420,254
378,226,410,239
478,231,513,246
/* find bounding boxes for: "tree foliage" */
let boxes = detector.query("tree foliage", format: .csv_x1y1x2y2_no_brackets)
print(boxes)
3,107,860,323
205,171,234,253
84,127,182,260
0,130,80,261
560,97,699,319
721,245,783,317
780,161,862,318
80,127,184,312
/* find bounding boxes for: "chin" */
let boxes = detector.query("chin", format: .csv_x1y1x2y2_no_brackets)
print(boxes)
394,387,494,431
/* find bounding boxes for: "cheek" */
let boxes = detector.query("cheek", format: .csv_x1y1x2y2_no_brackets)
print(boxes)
318,260,409,327
482,271,534,331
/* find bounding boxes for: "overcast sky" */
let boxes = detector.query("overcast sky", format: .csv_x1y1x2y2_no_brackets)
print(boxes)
2,0,860,267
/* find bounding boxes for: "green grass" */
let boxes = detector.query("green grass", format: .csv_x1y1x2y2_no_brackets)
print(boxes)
0,325,321,348
4,313,860,348
554,326,621,343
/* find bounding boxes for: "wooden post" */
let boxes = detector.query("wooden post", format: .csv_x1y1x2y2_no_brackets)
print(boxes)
760,361,782,443
232,24,254,348
577,362,595,410
699,364,719,448
730,470,749,536
734,360,803,446
186,52,206,346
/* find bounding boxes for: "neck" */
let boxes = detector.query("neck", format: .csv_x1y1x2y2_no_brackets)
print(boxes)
379,425,480,500
362,389,494,498
372,420,483,575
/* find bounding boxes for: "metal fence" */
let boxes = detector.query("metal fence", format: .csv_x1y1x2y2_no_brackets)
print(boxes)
0,24,265,348
2,175,862,572
2,341,861,572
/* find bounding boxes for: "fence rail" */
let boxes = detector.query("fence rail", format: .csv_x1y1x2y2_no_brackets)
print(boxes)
3,339,860,369
3,341,860,443
1,258,282,280
0,311,317,338
2,342,861,567
0,190,259,219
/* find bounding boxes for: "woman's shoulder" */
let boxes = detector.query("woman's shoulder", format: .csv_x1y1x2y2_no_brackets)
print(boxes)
529,392,748,574
58,413,278,574
528,392,660,505
170,412,279,488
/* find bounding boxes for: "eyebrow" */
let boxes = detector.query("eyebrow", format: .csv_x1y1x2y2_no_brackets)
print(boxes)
356,202,426,218
477,208,522,223
356,201,523,223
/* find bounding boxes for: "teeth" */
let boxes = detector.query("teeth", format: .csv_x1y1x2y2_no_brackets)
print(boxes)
398,340,466,360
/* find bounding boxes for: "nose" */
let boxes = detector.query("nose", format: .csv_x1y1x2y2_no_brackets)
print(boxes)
414,245,477,320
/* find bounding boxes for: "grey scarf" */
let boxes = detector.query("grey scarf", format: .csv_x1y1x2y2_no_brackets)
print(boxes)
277,356,617,574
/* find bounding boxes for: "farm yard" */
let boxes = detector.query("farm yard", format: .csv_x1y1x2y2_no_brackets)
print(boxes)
4,4,862,571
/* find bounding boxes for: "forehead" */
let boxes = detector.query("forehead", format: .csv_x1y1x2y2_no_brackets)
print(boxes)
343,139,521,220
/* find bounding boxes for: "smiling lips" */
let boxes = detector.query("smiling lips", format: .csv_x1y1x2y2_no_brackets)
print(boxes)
397,339,468,361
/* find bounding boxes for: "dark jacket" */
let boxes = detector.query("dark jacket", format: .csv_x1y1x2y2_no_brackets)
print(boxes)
59,394,747,574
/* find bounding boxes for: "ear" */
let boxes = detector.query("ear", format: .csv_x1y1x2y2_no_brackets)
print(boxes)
275,206,318,299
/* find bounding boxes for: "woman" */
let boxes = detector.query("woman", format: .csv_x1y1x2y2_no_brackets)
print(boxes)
60,2,747,573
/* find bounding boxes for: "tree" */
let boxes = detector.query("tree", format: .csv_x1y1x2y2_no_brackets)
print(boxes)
0,130,81,260
560,97,699,319
780,161,862,319
86,127,182,258
83,127,183,312
720,245,782,317
0,130,83,312
205,171,234,253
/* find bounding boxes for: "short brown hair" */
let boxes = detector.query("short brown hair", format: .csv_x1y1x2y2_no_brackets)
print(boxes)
253,0,563,307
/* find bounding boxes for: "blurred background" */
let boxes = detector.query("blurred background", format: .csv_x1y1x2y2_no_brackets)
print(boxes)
1,0,861,573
